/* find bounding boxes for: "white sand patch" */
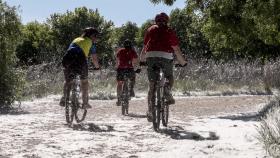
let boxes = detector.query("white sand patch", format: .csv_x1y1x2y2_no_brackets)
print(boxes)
0,95,269,157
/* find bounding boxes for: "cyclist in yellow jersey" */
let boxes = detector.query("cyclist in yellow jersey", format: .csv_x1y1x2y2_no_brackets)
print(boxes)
60,27,100,109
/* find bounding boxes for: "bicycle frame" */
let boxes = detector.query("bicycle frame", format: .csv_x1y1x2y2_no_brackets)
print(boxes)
152,69,169,131
120,72,131,115
65,76,87,125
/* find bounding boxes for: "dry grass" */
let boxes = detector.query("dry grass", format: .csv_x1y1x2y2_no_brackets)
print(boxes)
257,96,280,157
22,59,280,99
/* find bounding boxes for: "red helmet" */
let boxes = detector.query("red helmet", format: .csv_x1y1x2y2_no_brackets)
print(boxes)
155,12,169,23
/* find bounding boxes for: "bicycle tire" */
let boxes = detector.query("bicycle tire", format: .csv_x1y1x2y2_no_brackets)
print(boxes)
161,86,169,127
152,84,161,131
121,80,129,115
162,103,169,127
74,101,87,123
65,93,74,124
72,82,87,123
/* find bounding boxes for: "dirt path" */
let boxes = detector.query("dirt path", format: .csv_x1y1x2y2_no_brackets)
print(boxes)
0,95,269,158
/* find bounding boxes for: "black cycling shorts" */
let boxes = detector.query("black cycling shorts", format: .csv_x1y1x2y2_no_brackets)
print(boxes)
62,47,88,81
116,68,135,81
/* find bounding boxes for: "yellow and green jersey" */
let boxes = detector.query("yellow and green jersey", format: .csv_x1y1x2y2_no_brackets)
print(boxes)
69,37,96,57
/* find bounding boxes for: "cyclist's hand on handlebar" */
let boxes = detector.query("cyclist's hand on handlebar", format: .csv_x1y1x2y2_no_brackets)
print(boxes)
139,61,147,66
181,62,187,67
175,62,187,67
89,66,101,71
135,68,141,73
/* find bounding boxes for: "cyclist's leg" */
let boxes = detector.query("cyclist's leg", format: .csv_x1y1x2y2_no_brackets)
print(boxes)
116,69,125,106
80,79,90,108
61,71,75,106
161,58,175,105
129,69,136,97
79,54,91,109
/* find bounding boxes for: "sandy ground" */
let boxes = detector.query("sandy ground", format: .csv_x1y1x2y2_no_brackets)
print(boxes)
0,95,271,158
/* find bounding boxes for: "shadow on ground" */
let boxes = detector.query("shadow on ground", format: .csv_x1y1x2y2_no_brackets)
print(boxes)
127,113,147,118
0,109,30,115
160,126,219,140
219,98,280,122
217,112,260,122
71,123,115,132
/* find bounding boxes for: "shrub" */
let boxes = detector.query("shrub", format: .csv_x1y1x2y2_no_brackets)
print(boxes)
257,96,280,157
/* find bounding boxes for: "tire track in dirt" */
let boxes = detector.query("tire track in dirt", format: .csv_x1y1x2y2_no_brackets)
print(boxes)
0,95,269,157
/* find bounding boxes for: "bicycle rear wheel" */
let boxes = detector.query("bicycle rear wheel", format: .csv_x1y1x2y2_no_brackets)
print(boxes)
161,85,169,127
162,103,169,127
121,81,129,115
152,85,161,131
72,88,87,123
65,94,74,124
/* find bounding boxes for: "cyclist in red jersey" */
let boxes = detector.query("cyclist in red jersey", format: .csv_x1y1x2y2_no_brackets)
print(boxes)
115,39,139,106
140,12,187,118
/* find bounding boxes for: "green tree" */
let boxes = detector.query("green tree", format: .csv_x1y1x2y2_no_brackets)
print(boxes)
0,1,24,112
111,21,139,47
149,0,177,6
47,7,114,64
135,19,153,48
169,8,211,59
149,0,203,6
202,0,280,60
16,21,54,65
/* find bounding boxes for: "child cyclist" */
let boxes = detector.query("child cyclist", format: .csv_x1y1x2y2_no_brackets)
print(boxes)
115,39,140,106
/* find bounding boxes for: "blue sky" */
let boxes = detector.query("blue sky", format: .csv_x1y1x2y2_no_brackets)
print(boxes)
5,0,186,26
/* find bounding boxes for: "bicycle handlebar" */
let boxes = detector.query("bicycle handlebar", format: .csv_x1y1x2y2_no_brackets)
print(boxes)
139,61,147,66
135,68,141,73
140,61,187,67
174,63,187,67
88,67,101,71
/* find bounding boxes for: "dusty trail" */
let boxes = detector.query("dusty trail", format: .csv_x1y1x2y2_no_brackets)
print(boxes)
0,95,269,158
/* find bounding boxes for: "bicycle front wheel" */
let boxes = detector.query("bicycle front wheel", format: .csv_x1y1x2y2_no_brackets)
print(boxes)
65,96,74,124
72,92,87,123
75,104,87,123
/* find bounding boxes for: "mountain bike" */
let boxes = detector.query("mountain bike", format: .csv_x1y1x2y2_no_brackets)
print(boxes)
119,69,141,115
64,76,87,124
64,67,100,124
140,61,186,131
151,69,169,131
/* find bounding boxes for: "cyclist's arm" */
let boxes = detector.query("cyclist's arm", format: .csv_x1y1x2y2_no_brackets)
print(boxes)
140,47,146,62
172,45,187,66
115,49,120,69
89,43,100,69
132,57,138,68
91,53,100,69
132,49,139,68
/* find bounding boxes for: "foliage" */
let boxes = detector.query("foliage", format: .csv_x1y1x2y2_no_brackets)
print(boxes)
135,19,153,48
16,22,54,65
149,0,176,6
111,21,139,48
149,0,203,7
0,1,24,112
257,98,280,158
202,0,280,60
47,7,114,65
169,8,211,59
